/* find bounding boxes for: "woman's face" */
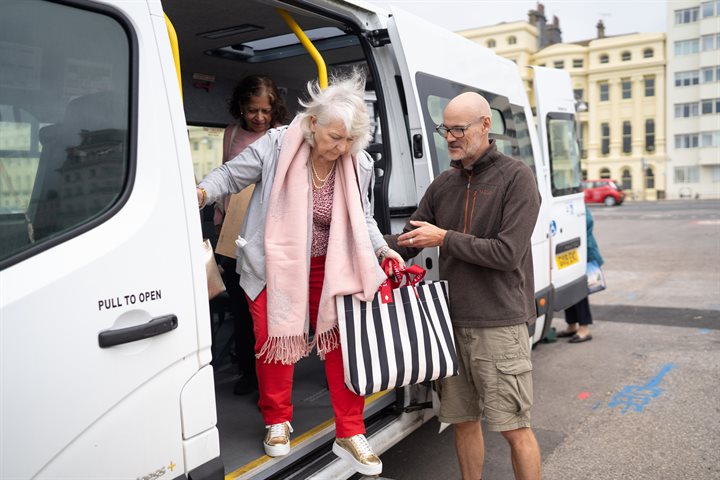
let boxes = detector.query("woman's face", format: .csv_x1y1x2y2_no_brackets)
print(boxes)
242,93,273,133
311,116,356,163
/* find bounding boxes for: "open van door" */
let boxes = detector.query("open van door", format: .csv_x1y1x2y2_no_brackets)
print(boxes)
385,6,535,281
532,66,588,313
0,1,218,477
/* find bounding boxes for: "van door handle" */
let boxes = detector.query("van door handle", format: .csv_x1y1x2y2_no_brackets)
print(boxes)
98,314,178,348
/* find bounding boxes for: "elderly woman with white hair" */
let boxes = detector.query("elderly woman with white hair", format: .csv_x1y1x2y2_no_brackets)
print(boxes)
196,72,402,476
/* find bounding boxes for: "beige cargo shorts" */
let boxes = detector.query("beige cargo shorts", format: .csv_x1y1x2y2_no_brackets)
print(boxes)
437,323,533,432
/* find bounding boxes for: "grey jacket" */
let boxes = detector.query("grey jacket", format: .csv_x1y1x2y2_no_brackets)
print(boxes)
199,125,386,300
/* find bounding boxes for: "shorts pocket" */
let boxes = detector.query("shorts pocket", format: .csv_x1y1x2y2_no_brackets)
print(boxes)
495,358,533,414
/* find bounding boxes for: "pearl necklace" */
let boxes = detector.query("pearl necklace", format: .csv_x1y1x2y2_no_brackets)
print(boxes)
311,158,335,189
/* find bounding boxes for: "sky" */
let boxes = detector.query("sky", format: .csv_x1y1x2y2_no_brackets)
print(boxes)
365,0,669,43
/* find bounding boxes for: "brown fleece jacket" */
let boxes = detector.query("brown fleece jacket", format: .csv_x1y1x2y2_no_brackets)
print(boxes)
385,141,541,328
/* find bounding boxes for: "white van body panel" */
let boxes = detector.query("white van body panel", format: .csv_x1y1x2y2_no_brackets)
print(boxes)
533,67,587,302
385,7,555,342
0,1,212,477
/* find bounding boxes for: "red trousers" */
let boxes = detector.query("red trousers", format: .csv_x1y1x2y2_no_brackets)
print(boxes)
247,256,366,438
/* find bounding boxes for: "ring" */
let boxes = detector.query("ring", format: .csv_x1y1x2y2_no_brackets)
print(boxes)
409,237,414,246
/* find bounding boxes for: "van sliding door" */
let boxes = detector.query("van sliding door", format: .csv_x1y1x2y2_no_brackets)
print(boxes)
533,66,587,311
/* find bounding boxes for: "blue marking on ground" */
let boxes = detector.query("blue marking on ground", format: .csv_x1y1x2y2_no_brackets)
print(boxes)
592,400,601,411
626,292,638,300
606,363,676,414
698,328,710,335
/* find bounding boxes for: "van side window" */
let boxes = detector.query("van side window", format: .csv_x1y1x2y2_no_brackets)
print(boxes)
546,112,583,195
416,72,526,177
509,105,536,176
0,1,131,266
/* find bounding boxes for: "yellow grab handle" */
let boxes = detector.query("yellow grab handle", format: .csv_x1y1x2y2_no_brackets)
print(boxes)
277,8,328,90
164,13,183,100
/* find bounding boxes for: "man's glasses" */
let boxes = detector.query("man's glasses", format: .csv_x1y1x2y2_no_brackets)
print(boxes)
435,117,488,138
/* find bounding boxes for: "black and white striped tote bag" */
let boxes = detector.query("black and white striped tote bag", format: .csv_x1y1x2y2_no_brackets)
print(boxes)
336,279,458,396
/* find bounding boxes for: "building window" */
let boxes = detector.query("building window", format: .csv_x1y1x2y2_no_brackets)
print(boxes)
508,35,517,45
645,167,655,189
702,1,719,18
599,82,609,101
487,39,496,48
701,33,720,50
701,130,720,147
675,6,699,24
573,89,584,101
621,79,632,99
675,133,699,149
601,123,610,155
621,51,631,61
621,168,632,190
701,66,720,83
675,70,700,86
622,121,632,154
599,167,611,179
573,59,583,68
675,102,700,117
701,98,720,114
643,48,654,58
674,39,700,56
645,119,655,152
599,53,609,64
644,76,655,96
554,60,564,69
674,166,700,183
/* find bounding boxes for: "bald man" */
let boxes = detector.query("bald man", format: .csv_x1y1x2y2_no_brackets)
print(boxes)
385,92,542,480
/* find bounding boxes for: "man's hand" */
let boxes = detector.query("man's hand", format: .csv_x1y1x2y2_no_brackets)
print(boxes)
397,220,447,248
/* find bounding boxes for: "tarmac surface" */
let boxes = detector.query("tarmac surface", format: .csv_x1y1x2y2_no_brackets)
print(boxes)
362,200,720,480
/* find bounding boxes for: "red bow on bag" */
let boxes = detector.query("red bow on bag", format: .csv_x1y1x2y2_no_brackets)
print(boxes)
378,258,426,304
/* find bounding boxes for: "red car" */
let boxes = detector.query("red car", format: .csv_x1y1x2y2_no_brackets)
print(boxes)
583,179,625,206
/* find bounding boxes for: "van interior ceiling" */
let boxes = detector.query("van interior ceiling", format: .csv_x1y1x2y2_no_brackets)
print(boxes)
160,1,396,477
163,0,374,126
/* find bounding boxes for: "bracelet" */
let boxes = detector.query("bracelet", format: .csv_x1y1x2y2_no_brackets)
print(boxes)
198,186,207,209
376,245,390,262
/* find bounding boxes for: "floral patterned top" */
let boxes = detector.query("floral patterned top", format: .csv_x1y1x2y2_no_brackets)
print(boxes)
311,168,336,257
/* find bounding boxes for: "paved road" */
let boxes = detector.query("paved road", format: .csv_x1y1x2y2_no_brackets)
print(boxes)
369,200,720,480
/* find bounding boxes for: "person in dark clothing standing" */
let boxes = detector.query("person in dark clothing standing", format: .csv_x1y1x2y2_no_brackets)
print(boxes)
557,208,604,343
385,92,541,480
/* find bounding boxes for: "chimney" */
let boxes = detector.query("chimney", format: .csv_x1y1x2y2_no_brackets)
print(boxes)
546,15,562,46
528,2,545,26
529,3,548,48
596,20,605,39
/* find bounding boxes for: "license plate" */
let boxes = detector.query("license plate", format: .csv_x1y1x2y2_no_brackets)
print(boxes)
556,249,579,269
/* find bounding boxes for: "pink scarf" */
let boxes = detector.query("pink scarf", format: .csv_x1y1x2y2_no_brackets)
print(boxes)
262,119,386,364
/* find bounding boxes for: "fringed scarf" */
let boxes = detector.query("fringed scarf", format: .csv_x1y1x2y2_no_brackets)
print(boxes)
261,119,386,364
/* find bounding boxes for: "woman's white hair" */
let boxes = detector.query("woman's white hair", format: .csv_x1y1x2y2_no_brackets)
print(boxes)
297,69,372,154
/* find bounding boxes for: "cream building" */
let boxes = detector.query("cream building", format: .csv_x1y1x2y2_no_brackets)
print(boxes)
534,29,667,200
665,0,720,199
459,5,668,201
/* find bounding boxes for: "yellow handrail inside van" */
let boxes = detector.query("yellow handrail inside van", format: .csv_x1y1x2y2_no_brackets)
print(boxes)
277,8,328,89
164,13,183,100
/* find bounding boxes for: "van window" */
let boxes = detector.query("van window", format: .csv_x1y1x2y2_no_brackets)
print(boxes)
416,72,523,176
0,1,131,265
508,105,536,175
546,112,582,195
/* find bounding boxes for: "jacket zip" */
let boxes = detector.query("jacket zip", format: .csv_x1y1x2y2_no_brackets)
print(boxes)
463,171,473,233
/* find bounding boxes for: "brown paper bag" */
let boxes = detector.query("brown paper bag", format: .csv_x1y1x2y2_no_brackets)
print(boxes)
203,239,226,300
216,185,255,259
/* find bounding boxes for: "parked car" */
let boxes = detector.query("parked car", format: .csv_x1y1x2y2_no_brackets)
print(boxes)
583,179,625,206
